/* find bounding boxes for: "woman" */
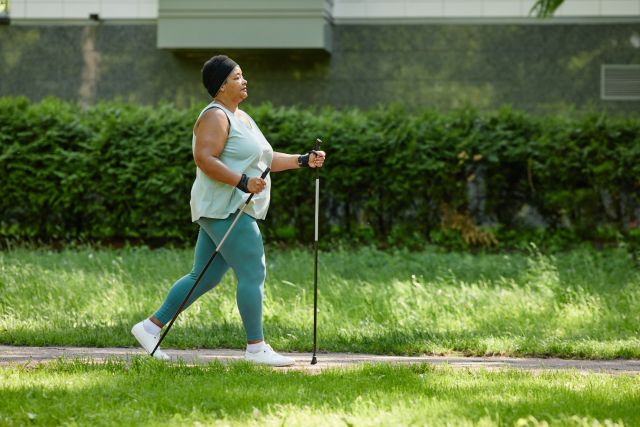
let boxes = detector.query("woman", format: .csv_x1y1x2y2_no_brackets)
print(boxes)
131,55,325,366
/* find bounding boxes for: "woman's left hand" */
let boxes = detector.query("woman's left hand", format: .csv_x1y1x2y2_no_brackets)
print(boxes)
309,151,326,168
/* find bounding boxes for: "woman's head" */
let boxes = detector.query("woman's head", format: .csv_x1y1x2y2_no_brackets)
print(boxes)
201,55,239,98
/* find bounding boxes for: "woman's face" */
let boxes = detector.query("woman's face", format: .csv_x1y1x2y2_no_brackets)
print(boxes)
221,66,248,101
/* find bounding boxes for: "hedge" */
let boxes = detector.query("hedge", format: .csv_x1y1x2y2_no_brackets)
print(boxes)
1,97,639,249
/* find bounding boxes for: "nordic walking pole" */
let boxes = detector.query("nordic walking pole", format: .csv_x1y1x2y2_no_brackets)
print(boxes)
151,167,271,357
311,138,322,365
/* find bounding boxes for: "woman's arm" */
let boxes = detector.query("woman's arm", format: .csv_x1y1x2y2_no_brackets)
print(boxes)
271,151,326,172
194,109,266,193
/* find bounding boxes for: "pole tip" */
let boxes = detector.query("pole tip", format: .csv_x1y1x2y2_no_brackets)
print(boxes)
311,356,317,365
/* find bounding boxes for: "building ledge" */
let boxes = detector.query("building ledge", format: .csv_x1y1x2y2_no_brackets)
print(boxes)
158,0,332,52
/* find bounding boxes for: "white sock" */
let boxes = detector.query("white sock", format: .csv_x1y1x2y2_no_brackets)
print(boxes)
246,341,266,353
143,319,162,336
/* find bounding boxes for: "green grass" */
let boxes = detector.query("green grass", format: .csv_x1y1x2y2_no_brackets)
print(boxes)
1,245,639,358
1,359,638,426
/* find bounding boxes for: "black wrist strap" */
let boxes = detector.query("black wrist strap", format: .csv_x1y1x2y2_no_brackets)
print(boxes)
298,153,310,168
298,150,317,168
236,174,250,193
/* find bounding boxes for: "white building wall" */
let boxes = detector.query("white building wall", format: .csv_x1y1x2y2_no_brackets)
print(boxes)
333,0,640,18
6,0,640,20
8,0,158,19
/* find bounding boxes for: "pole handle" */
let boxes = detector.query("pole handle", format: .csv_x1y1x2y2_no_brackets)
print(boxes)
315,138,322,151
244,167,271,204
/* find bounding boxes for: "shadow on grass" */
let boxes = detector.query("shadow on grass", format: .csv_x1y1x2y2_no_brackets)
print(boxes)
0,360,637,426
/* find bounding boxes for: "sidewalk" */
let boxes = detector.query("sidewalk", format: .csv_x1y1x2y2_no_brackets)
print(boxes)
2,345,639,374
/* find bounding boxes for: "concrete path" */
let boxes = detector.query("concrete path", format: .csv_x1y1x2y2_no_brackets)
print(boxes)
2,345,640,374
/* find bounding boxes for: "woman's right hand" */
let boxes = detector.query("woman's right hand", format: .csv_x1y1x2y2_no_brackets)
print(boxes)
247,177,267,193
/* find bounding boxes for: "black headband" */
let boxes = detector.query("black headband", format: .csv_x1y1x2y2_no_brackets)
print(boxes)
201,55,238,97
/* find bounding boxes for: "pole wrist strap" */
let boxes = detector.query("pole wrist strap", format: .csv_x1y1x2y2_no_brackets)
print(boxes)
298,151,318,168
236,174,250,193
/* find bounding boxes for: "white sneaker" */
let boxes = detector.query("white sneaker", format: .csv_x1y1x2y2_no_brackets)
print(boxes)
245,344,295,367
131,321,170,361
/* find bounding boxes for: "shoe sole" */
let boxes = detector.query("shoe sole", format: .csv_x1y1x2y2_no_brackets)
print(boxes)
244,357,295,367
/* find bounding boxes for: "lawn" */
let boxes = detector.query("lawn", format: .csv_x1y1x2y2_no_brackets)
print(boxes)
1,245,639,358
1,359,637,427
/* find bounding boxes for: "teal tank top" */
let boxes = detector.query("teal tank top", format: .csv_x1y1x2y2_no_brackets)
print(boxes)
190,102,274,221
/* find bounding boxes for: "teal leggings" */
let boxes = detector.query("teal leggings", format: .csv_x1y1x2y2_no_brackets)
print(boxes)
153,213,266,341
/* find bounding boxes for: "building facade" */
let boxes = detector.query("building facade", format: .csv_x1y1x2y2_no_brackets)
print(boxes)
1,0,639,112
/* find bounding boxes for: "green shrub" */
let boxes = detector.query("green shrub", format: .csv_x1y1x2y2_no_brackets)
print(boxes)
1,97,638,249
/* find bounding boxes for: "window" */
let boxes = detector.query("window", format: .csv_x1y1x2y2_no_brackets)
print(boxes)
601,65,640,101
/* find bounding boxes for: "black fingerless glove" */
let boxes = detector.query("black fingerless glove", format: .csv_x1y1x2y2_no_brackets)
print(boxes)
236,174,250,193
298,151,316,168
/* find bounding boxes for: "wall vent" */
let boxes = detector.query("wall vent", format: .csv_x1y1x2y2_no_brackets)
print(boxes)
601,65,640,101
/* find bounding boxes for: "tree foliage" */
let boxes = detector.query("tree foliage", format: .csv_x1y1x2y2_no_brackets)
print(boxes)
531,0,565,18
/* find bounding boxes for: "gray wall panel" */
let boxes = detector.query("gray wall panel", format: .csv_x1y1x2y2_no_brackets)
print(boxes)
1,23,638,113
